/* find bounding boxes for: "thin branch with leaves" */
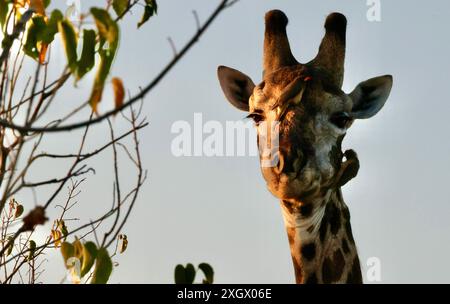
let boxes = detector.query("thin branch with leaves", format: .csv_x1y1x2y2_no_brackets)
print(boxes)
0,0,239,284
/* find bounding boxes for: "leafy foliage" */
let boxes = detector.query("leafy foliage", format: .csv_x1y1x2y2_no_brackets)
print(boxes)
0,0,10,28
58,19,78,72
9,1,158,113
10,198,24,219
112,0,130,17
89,7,120,113
138,0,158,28
23,10,62,63
60,239,114,284
0,1,153,284
81,242,98,277
198,263,214,284
174,263,215,284
77,29,96,79
91,248,113,284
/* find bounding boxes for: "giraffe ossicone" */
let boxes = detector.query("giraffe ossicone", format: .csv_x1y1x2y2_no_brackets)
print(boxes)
217,10,393,284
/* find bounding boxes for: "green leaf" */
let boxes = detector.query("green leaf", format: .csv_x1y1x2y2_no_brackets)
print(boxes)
80,241,97,277
41,9,63,44
91,248,113,284
174,263,197,284
58,19,78,74
198,263,214,284
28,240,36,261
77,29,96,79
22,10,62,62
137,0,157,28
23,16,47,59
89,8,120,112
91,8,119,46
112,0,129,17
185,263,196,284
0,0,10,29
60,242,75,266
145,0,158,14
174,264,186,284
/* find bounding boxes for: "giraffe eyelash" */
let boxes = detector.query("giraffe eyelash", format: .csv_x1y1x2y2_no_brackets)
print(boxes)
246,112,265,124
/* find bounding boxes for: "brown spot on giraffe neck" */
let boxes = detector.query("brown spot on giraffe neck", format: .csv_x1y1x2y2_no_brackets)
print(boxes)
301,243,316,261
329,202,341,235
342,238,350,255
345,215,355,245
322,249,345,283
346,256,363,284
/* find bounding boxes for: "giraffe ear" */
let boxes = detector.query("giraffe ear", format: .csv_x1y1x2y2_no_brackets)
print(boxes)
349,75,393,119
217,66,255,112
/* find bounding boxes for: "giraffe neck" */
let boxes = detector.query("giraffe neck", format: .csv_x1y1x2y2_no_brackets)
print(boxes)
280,188,362,283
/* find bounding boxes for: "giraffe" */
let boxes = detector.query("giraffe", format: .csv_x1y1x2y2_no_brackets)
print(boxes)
217,10,393,283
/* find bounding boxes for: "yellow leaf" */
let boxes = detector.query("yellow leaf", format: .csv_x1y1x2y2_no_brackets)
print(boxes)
81,242,97,277
73,239,84,259
118,234,128,254
89,86,103,114
111,77,124,115
51,229,62,247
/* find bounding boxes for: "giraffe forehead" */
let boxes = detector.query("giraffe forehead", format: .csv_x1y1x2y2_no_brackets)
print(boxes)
250,86,351,115
250,65,308,110
250,67,351,113
307,90,352,114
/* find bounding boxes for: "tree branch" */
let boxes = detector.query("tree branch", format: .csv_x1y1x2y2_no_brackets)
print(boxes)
0,0,239,133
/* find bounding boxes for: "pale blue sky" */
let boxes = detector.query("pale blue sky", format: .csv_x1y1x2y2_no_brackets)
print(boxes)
25,0,450,283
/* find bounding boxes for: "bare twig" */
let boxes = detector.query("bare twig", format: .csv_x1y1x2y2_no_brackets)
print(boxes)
167,37,178,57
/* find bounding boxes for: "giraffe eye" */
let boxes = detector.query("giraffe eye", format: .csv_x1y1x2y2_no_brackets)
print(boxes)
330,112,351,129
246,112,265,124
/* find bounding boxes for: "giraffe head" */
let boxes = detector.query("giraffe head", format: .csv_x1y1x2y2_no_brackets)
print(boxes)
218,10,393,201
